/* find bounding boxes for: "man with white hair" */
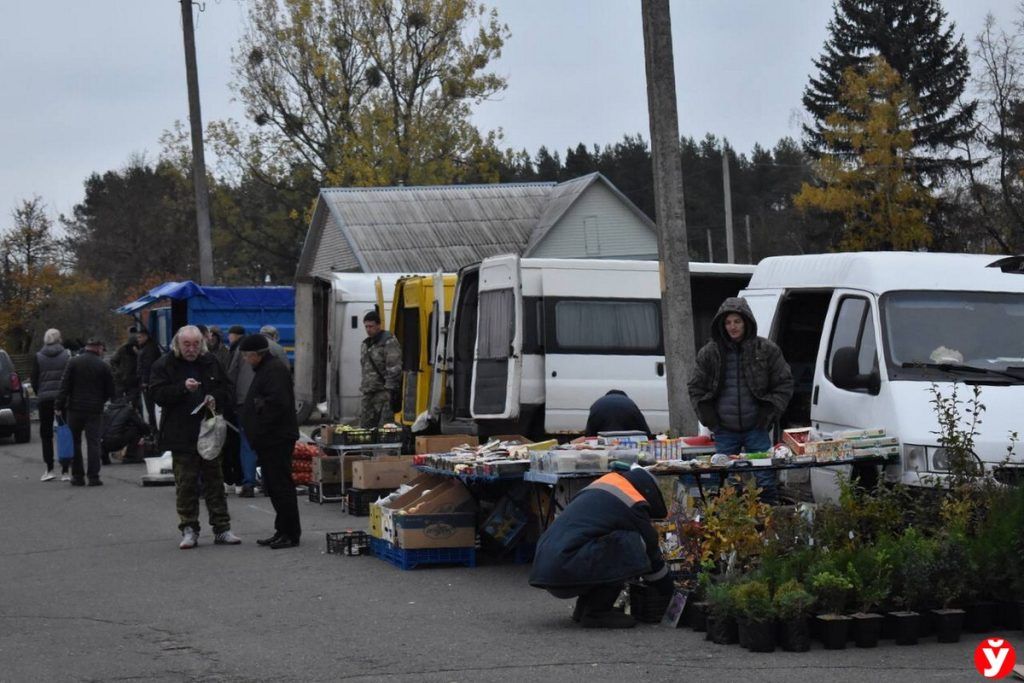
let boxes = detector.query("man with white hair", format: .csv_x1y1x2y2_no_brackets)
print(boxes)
32,328,71,481
149,325,240,549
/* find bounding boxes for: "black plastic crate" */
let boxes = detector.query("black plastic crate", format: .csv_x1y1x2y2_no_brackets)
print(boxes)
337,428,377,445
308,481,344,504
345,487,392,516
377,427,404,444
326,530,371,556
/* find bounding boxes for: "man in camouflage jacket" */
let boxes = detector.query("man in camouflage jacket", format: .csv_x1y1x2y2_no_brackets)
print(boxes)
359,311,402,427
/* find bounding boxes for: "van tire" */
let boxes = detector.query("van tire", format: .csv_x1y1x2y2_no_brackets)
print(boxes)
295,402,314,425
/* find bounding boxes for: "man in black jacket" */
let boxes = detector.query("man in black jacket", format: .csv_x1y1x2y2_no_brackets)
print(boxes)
584,389,651,437
150,326,240,550
55,338,115,486
529,466,673,628
238,334,301,549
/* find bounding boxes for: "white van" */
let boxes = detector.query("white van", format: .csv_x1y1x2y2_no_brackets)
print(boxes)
738,252,1024,500
436,255,754,438
294,273,404,424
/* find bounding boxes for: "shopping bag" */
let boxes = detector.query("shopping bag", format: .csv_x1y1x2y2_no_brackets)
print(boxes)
55,417,74,463
197,405,228,461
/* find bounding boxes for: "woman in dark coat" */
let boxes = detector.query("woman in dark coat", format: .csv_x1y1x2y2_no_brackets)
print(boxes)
529,466,673,628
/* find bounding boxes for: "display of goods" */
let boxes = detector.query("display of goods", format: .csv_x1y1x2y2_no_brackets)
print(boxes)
802,439,853,461
833,428,885,440
377,425,404,444
293,441,318,460
782,428,812,455
335,425,377,445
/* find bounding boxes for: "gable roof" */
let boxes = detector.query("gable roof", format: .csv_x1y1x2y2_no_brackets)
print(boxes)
523,173,657,256
296,173,655,278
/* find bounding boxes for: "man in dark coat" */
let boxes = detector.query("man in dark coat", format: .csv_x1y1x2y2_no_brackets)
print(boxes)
584,389,651,437
149,325,240,550
529,466,673,628
687,297,793,503
109,330,140,401
135,327,162,432
32,328,71,481
55,338,115,486
239,334,301,549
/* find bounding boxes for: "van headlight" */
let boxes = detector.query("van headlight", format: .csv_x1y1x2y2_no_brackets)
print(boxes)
903,445,983,473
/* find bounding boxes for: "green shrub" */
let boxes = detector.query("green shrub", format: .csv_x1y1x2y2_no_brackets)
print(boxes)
705,579,738,620
810,571,853,615
773,579,815,621
731,580,774,623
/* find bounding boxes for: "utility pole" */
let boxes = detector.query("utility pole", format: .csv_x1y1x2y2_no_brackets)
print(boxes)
180,0,214,284
722,144,735,264
641,0,698,436
707,230,714,262
745,214,753,264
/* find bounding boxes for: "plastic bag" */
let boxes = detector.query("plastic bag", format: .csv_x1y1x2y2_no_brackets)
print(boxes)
197,405,227,461
56,417,74,463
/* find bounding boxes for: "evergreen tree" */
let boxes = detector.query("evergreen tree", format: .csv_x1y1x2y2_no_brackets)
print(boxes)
803,0,975,181
534,147,562,181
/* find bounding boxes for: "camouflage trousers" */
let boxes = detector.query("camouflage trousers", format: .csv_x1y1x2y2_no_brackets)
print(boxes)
360,390,392,428
172,451,231,534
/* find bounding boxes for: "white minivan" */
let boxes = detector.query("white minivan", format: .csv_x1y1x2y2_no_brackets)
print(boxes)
294,273,404,424
738,252,1024,500
436,255,754,438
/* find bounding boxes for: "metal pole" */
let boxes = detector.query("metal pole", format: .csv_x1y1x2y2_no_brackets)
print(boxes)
180,0,215,284
641,0,698,436
707,229,714,263
723,145,735,264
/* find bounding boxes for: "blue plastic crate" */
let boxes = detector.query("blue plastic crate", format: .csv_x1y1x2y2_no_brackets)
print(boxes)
369,537,476,570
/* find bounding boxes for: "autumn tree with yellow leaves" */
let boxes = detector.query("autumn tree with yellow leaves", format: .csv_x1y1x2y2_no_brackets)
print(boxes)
796,56,935,250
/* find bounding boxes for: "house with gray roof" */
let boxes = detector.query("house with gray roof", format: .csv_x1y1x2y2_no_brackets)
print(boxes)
295,172,659,282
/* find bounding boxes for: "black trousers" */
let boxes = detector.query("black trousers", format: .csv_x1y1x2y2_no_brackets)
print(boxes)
66,410,102,481
255,441,301,540
220,418,243,486
548,582,623,613
38,399,56,471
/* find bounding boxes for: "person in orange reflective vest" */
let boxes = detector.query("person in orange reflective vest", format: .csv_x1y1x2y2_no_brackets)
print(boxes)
528,465,672,628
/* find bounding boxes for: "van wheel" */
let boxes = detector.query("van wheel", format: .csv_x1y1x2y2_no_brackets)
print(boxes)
14,426,31,444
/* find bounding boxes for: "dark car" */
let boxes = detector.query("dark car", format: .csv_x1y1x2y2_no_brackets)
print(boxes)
0,350,31,443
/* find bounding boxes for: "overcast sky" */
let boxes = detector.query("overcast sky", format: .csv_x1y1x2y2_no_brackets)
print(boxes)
1,0,1019,223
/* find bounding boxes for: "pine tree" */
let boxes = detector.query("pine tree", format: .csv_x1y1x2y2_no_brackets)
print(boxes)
803,0,975,181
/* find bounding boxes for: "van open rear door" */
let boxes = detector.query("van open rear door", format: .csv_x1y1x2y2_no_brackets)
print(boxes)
470,255,522,420
374,277,387,330
428,271,447,416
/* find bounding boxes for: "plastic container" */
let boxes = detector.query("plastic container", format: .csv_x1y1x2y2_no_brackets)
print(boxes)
308,481,344,503
369,537,476,570
345,487,392,516
326,530,371,556
144,453,173,476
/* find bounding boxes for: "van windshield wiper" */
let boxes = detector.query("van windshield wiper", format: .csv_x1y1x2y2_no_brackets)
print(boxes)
900,362,1024,382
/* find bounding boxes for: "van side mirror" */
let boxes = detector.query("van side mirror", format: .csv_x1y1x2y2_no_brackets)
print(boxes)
831,346,880,394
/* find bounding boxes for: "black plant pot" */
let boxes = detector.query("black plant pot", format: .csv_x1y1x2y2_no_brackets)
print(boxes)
628,584,671,623
779,617,811,652
889,611,920,645
817,614,852,650
965,601,997,633
707,615,739,644
739,619,775,652
686,601,708,632
932,608,965,643
996,601,1022,630
738,618,751,649
918,608,935,637
851,612,883,648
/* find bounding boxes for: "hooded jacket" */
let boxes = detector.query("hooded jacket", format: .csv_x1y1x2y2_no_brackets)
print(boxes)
529,468,668,589
687,297,793,432
32,343,70,401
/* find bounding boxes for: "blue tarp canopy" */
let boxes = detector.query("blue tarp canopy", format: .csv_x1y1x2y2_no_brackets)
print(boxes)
115,281,294,315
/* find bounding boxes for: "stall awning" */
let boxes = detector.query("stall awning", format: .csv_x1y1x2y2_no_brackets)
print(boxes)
114,281,207,315
115,281,295,315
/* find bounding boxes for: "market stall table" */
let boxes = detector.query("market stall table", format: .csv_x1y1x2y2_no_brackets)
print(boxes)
315,441,404,505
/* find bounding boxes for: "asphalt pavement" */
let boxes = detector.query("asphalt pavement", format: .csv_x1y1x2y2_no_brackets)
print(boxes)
0,435,1001,682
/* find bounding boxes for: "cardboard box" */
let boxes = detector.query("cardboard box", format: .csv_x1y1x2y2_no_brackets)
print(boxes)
312,454,369,483
378,475,447,543
351,456,417,490
782,428,812,455
394,480,477,549
415,434,479,454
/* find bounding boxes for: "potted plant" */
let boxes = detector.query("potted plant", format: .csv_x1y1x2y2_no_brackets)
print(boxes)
846,548,890,649
732,580,776,652
705,580,739,645
930,536,969,643
886,528,936,646
810,570,853,650
773,579,814,652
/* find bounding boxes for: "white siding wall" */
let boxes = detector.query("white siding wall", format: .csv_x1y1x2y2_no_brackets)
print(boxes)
530,184,659,259
310,214,361,276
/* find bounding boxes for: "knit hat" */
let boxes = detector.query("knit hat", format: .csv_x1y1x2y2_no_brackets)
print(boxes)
238,334,269,352
624,465,668,520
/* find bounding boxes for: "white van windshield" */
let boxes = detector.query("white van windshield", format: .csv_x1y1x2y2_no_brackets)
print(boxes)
882,291,1024,382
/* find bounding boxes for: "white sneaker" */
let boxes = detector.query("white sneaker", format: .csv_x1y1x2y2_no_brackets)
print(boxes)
60,473,71,482
41,470,56,482
235,485,243,495
179,528,198,550
214,530,242,545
